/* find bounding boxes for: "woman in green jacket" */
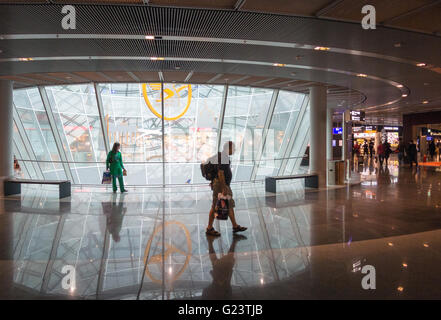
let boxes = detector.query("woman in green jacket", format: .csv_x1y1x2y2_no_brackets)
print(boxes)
106,142,128,193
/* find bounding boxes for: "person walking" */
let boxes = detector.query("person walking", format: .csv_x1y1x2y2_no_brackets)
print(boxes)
369,140,375,158
205,141,247,236
383,140,392,166
363,140,369,158
106,142,128,193
429,140,436,161
377,142,385,167
408,140,418,168
397,138,405,166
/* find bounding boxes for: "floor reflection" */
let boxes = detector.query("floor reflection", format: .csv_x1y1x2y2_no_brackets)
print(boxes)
4,161,441,299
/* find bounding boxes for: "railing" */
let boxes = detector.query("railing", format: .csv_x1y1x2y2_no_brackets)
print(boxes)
14,156,309,186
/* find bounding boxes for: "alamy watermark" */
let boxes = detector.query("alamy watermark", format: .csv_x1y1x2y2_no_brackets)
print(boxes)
361,5,376,30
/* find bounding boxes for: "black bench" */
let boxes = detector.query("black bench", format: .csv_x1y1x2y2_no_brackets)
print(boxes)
265,174,318,193
4,179,71,199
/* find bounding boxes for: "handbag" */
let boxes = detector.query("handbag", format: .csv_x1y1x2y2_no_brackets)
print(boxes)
102,171,112,184
123,169,127,176
215,198,229,220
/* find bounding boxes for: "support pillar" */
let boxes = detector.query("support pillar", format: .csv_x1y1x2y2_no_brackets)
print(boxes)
309,85,327,187
0,80,14,195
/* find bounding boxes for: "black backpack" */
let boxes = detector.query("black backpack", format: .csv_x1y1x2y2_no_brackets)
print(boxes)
200,153,220,181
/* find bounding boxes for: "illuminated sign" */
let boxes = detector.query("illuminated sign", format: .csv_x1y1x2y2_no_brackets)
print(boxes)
142,83,192,121
350,110,365,122
384,126,399,131
333,127,343,134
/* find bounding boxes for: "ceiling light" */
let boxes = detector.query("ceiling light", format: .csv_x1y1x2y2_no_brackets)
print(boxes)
423,100,429,104
19,57,33,61
145,35,155,40
396,84,403,88
417,63,427,67
402,94,408,97
150,57,164,61
394,42,402,48
273,63,286,67
314,46,330,51
357,73,368,78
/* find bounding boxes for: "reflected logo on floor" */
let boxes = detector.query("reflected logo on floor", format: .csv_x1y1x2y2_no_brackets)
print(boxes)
61,265,76,291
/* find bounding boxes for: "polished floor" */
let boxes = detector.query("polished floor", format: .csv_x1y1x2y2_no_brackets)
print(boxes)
1,158,441,299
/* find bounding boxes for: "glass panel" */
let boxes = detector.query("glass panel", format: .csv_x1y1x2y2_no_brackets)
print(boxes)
222,86,273,181
46,84,106,162
285,103,310,175
14,88,64,180
101,83,163,184
256,91,305,179
12,84,311,185
163,83,223,184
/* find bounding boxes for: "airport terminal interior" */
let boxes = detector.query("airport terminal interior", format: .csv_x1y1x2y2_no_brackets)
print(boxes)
1,1,441,300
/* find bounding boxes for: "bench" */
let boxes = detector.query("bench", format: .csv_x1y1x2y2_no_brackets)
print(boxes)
265,174,318,193
4,179,71,199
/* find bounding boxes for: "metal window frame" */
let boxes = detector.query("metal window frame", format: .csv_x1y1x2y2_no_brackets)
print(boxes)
94,82,110,154
216,84,229,153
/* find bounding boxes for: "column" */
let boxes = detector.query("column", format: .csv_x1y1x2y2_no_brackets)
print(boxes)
309,85,327,187
0,80,13,298
0,80,14,193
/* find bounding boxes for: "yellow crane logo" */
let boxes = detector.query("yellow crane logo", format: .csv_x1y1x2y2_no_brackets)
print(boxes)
142,83,192,121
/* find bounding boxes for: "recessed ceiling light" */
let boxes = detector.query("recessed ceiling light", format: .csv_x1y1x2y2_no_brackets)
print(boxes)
396,84,403,88
423,100,429,104
145,35,155,40
19,57,33,61
150,57,164,61
357,73,368,78
402,94,408,97
273,63,286,67
314,46,330,51
417,63,427,67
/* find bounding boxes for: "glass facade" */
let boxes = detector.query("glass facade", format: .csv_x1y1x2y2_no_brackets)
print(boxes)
12,83,310,185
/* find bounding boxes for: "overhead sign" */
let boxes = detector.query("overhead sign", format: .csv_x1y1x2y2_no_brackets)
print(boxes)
350,110,365,122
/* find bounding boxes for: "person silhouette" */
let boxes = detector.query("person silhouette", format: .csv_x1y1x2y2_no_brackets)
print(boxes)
202,234,246,299
102,193,127,242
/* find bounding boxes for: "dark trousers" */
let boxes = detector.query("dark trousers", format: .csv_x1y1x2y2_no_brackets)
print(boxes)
409,156,418,167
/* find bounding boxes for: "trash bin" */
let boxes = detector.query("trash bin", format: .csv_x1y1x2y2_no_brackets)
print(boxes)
328,160,345,185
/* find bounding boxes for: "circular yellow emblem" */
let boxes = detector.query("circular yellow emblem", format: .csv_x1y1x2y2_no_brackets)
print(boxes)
143,221,192,285
142,83,192,121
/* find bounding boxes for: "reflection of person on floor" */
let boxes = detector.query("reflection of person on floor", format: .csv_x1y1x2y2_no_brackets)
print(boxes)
104,193,127,242
377,166,391,185
202,234,246,299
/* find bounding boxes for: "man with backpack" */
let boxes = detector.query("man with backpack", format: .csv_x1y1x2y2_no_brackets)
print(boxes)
201,141,247,237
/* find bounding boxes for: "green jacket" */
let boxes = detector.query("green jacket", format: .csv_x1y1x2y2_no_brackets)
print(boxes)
106,151,125,176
